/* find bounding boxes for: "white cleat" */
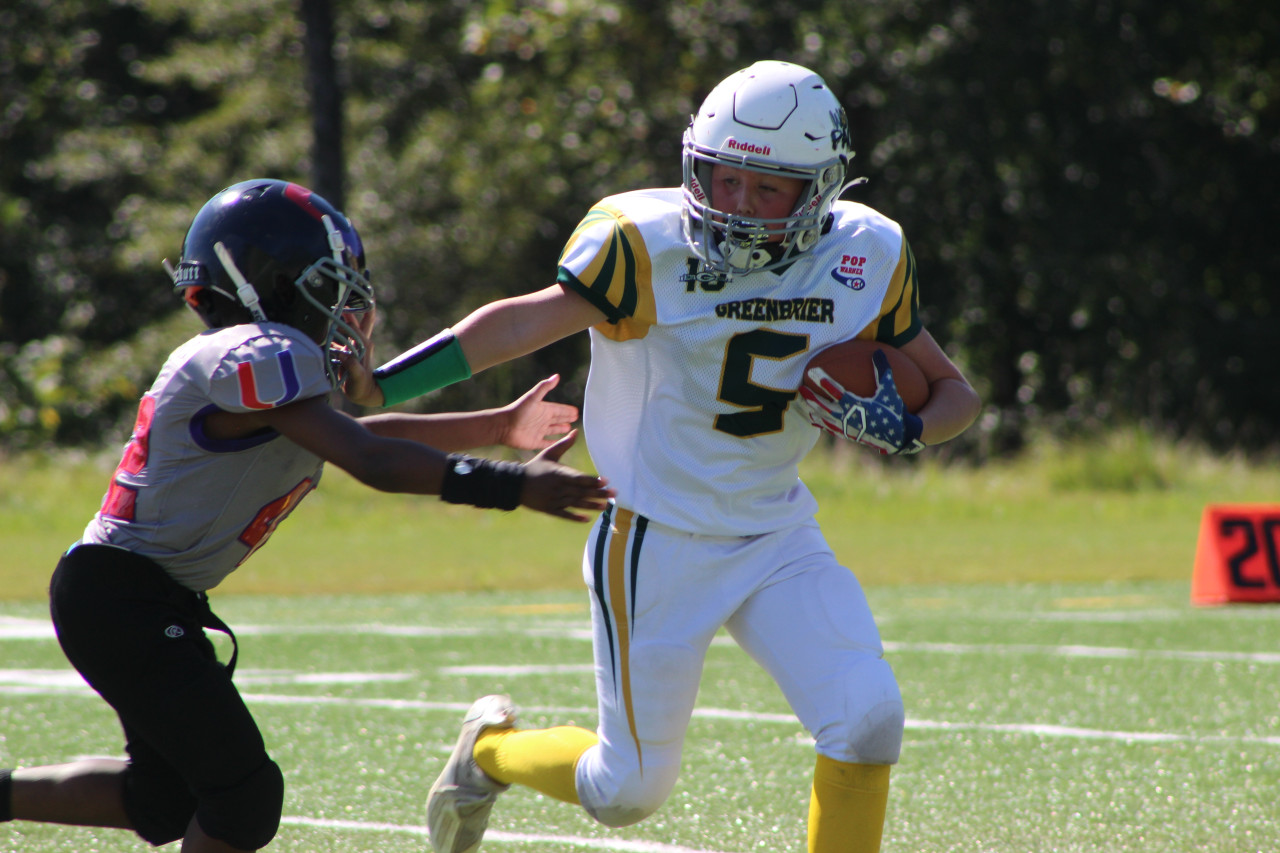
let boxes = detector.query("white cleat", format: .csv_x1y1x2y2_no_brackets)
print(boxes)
426,694,518,853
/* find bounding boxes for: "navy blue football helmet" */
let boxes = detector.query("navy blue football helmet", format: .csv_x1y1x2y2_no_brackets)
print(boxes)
168,178,373,385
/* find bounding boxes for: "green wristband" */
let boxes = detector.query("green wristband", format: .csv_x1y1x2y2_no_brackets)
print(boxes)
372,329,473,406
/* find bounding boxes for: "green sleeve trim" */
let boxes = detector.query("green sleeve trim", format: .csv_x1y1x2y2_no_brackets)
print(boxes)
557,266,626,324
372,329,472,406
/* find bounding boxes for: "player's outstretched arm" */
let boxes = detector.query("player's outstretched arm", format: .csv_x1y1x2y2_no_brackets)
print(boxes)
226,396,613,520
450,284,605,373
356,374,578,452
345,284,606,409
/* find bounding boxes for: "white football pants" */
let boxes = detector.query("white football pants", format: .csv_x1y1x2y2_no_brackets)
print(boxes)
573,504,904,828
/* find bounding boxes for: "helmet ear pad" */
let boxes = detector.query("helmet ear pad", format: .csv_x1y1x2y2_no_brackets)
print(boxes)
181,269,349,365
184,285,254,330
178,270,320,334
265,269,337,345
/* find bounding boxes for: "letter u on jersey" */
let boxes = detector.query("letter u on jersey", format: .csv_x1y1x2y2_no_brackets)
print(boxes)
236,351,303,410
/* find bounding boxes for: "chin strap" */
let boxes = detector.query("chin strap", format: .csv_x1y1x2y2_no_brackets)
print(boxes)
321,213,346,263
213,241,267,322
719,219,774,271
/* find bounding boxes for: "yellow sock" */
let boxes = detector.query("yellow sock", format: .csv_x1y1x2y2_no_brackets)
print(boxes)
808,756,891,853
474,725,598,804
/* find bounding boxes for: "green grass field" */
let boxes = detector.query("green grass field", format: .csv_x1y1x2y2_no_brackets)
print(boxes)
2,437,1279,851
3,583,1279,852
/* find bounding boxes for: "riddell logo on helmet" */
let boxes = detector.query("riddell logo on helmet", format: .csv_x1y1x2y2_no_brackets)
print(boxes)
726,138,771,156
689,176,707,202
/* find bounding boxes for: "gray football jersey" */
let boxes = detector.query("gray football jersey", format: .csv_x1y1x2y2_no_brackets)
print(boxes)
80,322,332,591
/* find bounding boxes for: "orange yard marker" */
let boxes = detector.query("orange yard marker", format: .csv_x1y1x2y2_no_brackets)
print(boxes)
1191,504,1280,605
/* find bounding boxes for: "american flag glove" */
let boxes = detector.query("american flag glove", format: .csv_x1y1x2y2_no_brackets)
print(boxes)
797,349,926,455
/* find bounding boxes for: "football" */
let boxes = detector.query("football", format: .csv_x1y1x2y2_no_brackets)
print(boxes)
802,339,930,413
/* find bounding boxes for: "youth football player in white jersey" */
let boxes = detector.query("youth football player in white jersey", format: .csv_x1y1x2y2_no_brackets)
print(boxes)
349,61,981,853
0,179,612,852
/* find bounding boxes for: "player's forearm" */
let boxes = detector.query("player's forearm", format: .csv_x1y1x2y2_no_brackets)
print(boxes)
451,297,559,373
339,439,526,511
329,436,450,494
917,378,982,445
368,300,546,407
454,283,605,373
358,411,507,452
370,284,599,407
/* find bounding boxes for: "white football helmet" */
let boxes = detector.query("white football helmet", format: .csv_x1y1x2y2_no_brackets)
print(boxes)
681,60,854,277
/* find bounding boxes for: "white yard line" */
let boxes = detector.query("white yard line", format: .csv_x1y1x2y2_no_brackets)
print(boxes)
2,675,1276,749
280,815,734,852
7,613,1280,666
880,640,1280,664
5,610,1279,752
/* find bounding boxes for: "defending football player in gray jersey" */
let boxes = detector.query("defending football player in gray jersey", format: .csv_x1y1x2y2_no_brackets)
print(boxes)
0,178,613,852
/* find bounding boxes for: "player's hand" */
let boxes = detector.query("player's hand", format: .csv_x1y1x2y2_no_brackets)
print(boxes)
337,309,386,407
497,374,581,450
520,430,614,521
798,349,926,455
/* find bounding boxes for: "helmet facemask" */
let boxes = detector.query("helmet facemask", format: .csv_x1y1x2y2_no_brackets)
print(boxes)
682,145,846,276
293,215,374,387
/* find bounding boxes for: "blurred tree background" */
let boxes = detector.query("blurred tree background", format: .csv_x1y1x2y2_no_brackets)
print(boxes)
1,0,1276,457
